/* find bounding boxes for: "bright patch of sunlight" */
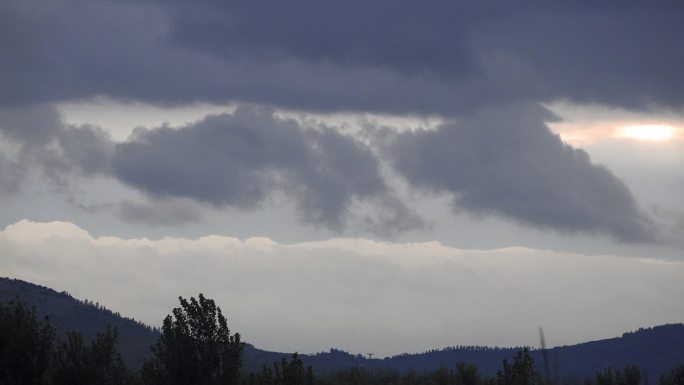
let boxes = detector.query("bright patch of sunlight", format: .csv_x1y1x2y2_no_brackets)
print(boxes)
616,124,677,141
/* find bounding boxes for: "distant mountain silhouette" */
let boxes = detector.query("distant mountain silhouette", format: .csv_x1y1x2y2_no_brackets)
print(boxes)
247,326,684,383
2,276,683,381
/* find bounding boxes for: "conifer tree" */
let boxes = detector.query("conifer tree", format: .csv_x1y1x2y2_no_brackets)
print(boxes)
0,299,55,385
660,364,684,385
457,362,480,385
52,326,130,385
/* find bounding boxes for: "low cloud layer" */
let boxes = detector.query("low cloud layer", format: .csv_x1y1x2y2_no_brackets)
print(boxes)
3,220,683,355
386,104,657,243
0,105,419,233
0,103,662,242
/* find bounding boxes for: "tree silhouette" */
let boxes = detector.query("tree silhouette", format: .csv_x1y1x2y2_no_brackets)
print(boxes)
457,362,480,385
0,299,55,385
251,353,314,385
596,368,615,385
623,365,642,385
52,326,129,385
497,349,538,385
144,294,243,385
660,364,684,385
595,366,642,385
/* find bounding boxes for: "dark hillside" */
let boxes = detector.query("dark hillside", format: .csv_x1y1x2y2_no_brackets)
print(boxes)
547,324,684,382
2,276,683,380
0,277,159,368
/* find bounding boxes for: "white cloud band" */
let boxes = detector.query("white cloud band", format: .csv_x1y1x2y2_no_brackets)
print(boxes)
2,220,683,356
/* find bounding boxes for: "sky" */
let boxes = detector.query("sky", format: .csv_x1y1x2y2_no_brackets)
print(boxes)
1,1,684,356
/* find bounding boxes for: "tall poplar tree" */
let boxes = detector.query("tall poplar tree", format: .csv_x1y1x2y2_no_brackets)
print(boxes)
144,294,243,385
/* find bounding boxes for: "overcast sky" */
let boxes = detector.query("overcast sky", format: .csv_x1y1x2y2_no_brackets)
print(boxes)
1,0,684,356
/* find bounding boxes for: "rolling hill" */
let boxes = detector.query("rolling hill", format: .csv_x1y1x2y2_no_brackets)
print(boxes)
2,276,682,381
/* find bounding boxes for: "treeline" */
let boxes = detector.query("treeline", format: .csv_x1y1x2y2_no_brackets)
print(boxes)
2,295,684,385
0,297,132,385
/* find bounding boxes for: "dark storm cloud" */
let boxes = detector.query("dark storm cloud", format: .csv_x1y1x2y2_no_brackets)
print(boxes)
0,103,663,242
112,107,400,230
1,1,683,113
385,104,657,243
57,125,113,176
0,105,419,231
0,105,62,146
0,156,23,194
168,1,477,77
165,1,684,110
0,104,113,190
470,3,684,109
0,1,679,241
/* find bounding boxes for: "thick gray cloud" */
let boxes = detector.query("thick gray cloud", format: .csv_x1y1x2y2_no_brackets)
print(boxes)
0,102,664,242
3,0,678,243
112,107,400,230
0,103,663,242
0,155,22,193
385,104,657,243
168,1,477,77
0,104,419,233
0,104,411,231
57,125,113,175
0,104,62,146
1,1,682,113
0,105,113,189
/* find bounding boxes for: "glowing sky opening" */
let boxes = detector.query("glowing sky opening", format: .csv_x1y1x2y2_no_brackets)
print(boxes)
545,102,684,146
617,124,677,141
